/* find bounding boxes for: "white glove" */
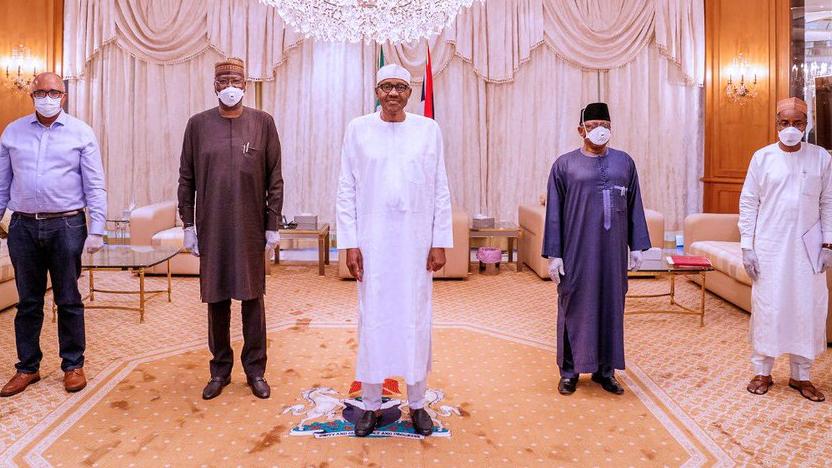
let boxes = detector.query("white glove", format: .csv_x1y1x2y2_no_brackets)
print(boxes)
84,234,104,254
548,258,565,284
821,248,832,273
742,248,759,281
629,250,643,271
265,230,280,252
184,226,199,257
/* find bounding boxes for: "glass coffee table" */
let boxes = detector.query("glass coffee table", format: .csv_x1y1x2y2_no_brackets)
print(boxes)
625,249,714,327
53,245,180,323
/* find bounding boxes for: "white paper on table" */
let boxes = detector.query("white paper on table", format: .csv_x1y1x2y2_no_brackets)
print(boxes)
802,220,823,274
642,247,663,260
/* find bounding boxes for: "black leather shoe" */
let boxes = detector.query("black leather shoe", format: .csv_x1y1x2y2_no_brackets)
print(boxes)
354,409,379,437
410,408,434,436
202,376,230,400
558,377,578,395
247,376,271,399
591,374,624,395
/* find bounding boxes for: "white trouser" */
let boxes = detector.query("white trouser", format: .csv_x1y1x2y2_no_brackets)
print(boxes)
362,380,427,411
751,351,813,381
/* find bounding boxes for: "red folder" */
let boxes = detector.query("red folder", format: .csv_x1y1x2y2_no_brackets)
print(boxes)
670,255,712,267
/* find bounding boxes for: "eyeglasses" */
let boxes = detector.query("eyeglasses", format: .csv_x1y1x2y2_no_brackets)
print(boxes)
32,89,64,99
776,119,807,129
378,83,410,94
215,78,245,87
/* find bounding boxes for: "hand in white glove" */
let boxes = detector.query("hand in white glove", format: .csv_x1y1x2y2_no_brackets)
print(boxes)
265,230,280,252
821,248,832,273
742,248,759,281
184,226,199,257
629,250,643,271
83,234,104,254
548,258,565,284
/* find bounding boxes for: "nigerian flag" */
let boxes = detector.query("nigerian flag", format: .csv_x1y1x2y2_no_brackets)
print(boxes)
375,47,385,110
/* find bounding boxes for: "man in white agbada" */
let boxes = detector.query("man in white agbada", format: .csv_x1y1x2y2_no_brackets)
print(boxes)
336,64,453,436
740,96,832,402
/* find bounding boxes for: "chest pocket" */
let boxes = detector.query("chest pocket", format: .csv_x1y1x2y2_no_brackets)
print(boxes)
802,173,821,198
613,185,628,212
240,146,262,174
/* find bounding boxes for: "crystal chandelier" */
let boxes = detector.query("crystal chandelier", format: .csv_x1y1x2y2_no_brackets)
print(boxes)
260,0,479,44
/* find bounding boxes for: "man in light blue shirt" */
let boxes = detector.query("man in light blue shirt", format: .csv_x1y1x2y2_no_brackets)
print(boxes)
0,72,107,398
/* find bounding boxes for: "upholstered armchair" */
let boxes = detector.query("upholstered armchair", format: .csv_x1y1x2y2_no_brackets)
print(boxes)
129,201,200,275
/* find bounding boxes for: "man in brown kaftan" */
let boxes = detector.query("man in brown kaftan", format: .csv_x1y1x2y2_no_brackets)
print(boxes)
177,58,284,400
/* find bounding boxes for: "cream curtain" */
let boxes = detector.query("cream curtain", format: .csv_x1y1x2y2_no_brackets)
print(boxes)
64,0,704,230
63,0,303,77
260,41,377,222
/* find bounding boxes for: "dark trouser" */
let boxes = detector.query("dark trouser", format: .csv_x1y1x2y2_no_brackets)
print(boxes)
559,327,613,379
8,212,87,373
207,296,266,379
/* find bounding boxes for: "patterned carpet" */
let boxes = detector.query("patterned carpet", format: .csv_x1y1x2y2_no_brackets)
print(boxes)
0,261,829,466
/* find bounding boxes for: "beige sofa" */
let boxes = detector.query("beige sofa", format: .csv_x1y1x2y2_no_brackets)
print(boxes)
684,213,832,342
0,211,19,310
518,203,666,279
337,208,471,279
0,241,18,311
129,201,200,275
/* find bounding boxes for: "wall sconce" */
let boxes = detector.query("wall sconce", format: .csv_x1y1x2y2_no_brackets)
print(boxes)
725,53,758,105
3,43,40,93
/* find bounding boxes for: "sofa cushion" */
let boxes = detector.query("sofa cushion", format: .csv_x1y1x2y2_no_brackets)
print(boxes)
689,240,751,286
151,227,185,249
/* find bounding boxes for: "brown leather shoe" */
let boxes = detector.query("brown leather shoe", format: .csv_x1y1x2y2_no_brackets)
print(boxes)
747,375,774,395
64,368,87,393
0,372,41,397
789,378,825,402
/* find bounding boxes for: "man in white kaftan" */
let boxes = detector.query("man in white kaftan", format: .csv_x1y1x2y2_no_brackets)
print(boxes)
336,64,453,436
740,97,832,402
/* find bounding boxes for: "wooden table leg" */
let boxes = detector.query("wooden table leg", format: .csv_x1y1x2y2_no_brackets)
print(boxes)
508,237,514,264
468,235,473,273
700,272,706,327
325,232,330,265
139,268,146,323
318,235,325,276
167,260,172,302
515,233,523,272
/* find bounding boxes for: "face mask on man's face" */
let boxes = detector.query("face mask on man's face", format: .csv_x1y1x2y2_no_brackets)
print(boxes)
34,96,62,118
584,125,611,146
217,86,244,107
777,126,804,147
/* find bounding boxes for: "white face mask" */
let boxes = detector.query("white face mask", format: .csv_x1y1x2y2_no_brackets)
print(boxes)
584,125,611,146
34,96,62,118
778,126,803,147
217,86,245,107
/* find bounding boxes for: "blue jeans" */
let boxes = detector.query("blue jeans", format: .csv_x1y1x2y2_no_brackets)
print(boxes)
7,212,87,373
